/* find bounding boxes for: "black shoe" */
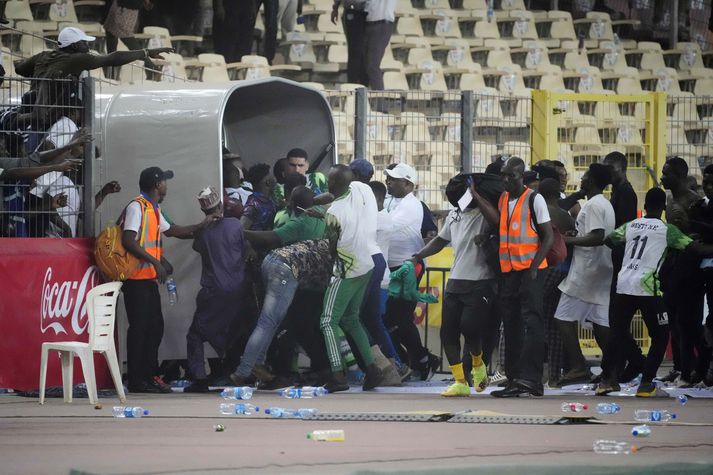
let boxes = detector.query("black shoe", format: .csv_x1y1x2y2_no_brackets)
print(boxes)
325,371,349,393
257,374,297,390
362,364,383,391
252,364,276,383
183,379,210,393
619,360,644,384
491,384,530,398
129,380,171,394
0,16,8,25
513,379,544,397
229,373,249,387
418,353,441,381
658,369,680,383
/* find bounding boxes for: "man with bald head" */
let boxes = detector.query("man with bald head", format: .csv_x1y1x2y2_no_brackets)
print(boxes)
470,157,554,397
319,164,385,392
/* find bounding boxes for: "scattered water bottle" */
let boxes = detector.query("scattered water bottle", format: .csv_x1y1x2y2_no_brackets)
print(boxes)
677,394,688,406
486,0,494,23
634,409,676,422
0,388,14,394
112,406,149,418
171,379,192,388
596,403,621,414
219,403,259,415
166,277,178,305
307,429,345,442
221,386,254,400
561,402,588,412
632,424,651,437
264,407,318,419
279,386,328,399
593,440,637,454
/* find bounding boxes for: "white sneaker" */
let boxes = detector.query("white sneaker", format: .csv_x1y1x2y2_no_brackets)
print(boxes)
489,370,507,386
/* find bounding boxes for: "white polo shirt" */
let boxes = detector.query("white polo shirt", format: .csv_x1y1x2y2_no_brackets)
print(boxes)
386,192,424,268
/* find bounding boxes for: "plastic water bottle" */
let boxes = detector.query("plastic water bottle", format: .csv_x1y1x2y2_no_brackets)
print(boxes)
593,440,637,454
219,403,259,415
263,407,318,419
0,388,14,394
561,402,588,412
632,424,651,437
486,0,494,23
307,429,345,442
596,403,621,414
634,409,676,422
112,406,149,418
220,386,254,400
677,394,688,406
172,379,192,388
166,277,178,305
279,386,328,399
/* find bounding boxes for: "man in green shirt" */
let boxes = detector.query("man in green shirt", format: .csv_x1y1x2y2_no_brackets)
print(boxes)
287,148,328,194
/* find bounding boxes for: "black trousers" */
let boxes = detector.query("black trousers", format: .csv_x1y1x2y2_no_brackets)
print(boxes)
213,0,256,63
603,294,670,384
342,9,367,85
255,0,278,62
499,270,545,387
123,279,164,387
440,280,496,366
385,262,428,367
364,20,393,90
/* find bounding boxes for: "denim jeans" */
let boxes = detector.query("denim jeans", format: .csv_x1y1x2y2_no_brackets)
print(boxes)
234,254,298,378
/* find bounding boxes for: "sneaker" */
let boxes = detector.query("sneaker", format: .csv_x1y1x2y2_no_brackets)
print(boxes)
394,362,412,382
153,376,171,392
471,365,489,393
635,381,657,397
658,369,681,383
252,364,275,383
560,368,592,386
346,368,365,385
183,379,210,393
619,359,644,384
418,353,442,381
595,380,621,396
229,373,249,387
490,370,507,386
441,382,470,397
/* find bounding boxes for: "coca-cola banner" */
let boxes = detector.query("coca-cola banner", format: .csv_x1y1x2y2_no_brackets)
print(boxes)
0,238,112,391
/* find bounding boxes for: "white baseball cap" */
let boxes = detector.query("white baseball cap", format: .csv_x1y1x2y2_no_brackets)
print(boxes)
385,163,418,185
57,27,96,48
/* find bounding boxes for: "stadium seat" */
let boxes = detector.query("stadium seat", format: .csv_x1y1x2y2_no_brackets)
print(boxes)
628,41,666,72
410,61,449,92
458,69,487,90
496,10,538,48
420,10,462,43
396,15,426,37
74,0,106,23
499,0,526,10
471,141,498,170
665,42,705,72
5,0,33,23
588,41,627,73
496,63,530,95
573,11,614,49
549,40,590,72
510,39,550,70
277,32,317,70
333,111,354,162
16,20,49,57
189,53,231,83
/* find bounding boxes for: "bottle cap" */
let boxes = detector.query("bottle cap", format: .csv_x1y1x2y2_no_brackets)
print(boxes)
306,433,313,439
582,405,588,410
143,409,150,415
255,406,260,412
671,413,677,419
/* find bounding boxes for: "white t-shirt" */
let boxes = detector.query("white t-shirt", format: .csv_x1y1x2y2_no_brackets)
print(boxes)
387,192,424,268
559,194,615,305
439,208,494,281
45,116,78,149
376,208,394,288
46,175,80,237
365,0,396,22
507,193,551,225
123,200,171,239
326,181,377,279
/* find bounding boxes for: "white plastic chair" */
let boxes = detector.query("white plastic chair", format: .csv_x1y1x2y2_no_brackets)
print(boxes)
39,282,126,405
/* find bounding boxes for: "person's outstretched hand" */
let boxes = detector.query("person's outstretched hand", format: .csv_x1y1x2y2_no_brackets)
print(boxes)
148,47,174,60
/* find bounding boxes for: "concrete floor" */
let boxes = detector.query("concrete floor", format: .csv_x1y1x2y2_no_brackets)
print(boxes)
1,386,712,475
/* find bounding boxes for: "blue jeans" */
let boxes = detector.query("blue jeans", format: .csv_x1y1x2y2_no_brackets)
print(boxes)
360,253,400,361
233,254,298,378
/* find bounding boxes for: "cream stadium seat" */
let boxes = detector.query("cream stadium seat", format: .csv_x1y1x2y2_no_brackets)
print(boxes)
630,41,666,72
5,0,33,23
573,11,614,49
666,42,706,72
499,0,526,10
473,18,501,44
533,10,575,48
407,45,436,67
333,111,354,162
511,39,550,70
471,141,498,171
409,61,449,92
16,20,49,57
420,10,462,43
458,69,487,90
497,63,530,95
589,40,627,73
396,15,426,37
191,53,231,82
496,10,537,48
277,32,317,70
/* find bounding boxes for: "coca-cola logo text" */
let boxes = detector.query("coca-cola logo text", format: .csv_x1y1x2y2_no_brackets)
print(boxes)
40,266,99,336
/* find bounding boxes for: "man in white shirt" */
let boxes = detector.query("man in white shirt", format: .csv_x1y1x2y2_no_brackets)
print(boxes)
555,163,615,385
364,0,396,89
320,164,385,392
383,163,440,380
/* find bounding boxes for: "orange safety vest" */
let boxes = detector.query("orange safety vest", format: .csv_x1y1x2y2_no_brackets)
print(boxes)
498,188,547,273
128,195,162,280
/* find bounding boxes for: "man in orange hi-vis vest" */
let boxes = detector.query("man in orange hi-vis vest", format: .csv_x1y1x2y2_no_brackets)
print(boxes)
470,157,554,398
121,167,217,394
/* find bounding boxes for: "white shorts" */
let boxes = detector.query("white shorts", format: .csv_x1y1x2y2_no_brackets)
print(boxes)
554,293,609,328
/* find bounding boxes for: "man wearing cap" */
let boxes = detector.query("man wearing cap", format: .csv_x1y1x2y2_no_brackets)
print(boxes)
15,27,172,122
383,163,440,380
183,187,248,393
349,158,374,184
121,167,216,393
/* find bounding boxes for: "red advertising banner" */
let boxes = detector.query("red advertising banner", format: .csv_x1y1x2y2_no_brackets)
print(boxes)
0,238,113,391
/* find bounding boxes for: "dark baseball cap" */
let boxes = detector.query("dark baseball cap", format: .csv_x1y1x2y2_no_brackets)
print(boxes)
349,159,374,180
139,167,174,191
